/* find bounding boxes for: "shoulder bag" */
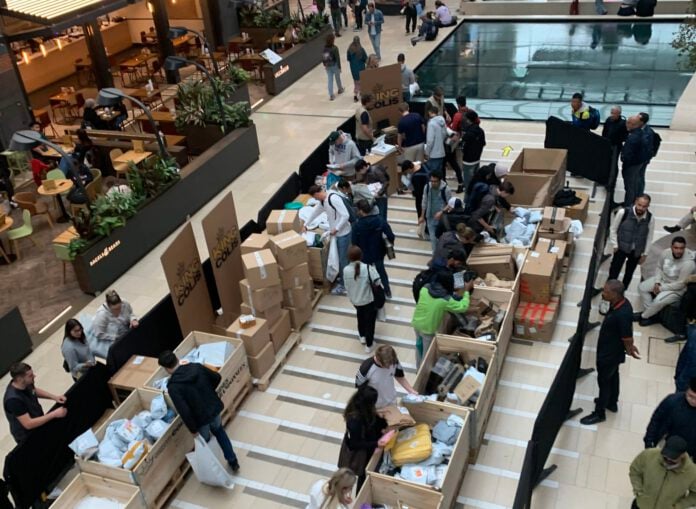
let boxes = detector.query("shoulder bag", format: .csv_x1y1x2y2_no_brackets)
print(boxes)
367,264,386,309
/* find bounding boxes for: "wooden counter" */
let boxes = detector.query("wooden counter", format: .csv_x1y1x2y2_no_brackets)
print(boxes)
19,22,131,94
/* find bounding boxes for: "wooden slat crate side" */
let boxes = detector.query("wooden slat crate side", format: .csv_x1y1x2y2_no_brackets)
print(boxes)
52,473,146,509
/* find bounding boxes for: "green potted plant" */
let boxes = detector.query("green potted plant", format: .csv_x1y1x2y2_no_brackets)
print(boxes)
673,11,696,70
127,155,180,202
237,5,288,50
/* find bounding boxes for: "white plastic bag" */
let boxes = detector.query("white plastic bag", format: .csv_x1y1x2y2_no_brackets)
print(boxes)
569,219,584,238
150,394,167,420
69,429,99,459
97,439,123,467
326,235,339,283
197,341,232,367
145,419,169,441
132,411,153,429
186,436,235,488
105,419,129,451
115,420,143,444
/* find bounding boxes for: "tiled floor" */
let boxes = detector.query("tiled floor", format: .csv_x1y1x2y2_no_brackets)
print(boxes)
3,8,696,509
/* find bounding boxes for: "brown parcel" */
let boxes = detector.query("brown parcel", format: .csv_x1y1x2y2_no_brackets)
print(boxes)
376,405,416,428
280,263,311,290
514,296,561,342
266,209,301,235
287,303,312,330
541,207,566,232
469,244,514,258
247,341,275,378
269,309,292,353
227,317,270,357
240,233,271,255
241,249,280,290
535,237,568,262
240,302,283,327
239,279,282,312
509,148,567,200
283,281,314,308
454,375,482,404
308,241,330,282
564,191,589,222
539,217,573,243
467,255,516,280
519,251,558,304
270,230,309,269
504,173,555,208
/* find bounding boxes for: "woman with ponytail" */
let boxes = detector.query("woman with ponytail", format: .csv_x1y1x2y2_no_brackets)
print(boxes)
343,245,381,353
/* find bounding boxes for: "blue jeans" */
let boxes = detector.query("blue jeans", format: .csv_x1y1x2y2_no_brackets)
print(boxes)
336,232,351,285
594,0,607,14
425,157,444,174
427,217,439,252
198,414,238,466
326,65,343,98
369,32,381,59
373,257,391,296
462,162,479,189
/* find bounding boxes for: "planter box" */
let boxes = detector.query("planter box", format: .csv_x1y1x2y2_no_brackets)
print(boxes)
365,403,470,509
354,475,442,508
76,388,194,508
412,335,497,462
263,26,332,95
72,124,260,294
228,81,251,106
239,27,283,50
181,124,226,156
144,331,251,416
52,473,146,509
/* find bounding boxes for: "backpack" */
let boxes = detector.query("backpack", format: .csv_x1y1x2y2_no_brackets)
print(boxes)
328,193,358,224
651,129,661,157
464,181,489,215
587,106,601,130
412,268,436,302
322,47,336,67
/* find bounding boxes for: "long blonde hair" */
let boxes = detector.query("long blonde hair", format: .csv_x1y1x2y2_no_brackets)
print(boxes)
366,54,379,69
321,468,357,508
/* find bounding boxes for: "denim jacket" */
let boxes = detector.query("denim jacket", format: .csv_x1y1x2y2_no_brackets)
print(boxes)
365,9,384,33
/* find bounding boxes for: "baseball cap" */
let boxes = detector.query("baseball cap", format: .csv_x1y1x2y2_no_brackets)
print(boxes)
662,436,688,460
447,197,462,209
328,131,341,143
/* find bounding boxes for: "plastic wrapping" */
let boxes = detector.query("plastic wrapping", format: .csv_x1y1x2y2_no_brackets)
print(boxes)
150,394,167,420
145,419,170,441
69,429,99,459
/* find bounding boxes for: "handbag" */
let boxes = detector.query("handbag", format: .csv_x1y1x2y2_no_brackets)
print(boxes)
383,233,395,260
368,265,386,309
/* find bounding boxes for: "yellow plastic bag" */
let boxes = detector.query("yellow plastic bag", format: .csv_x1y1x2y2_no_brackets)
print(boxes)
121,440,149,470
388,423,432,466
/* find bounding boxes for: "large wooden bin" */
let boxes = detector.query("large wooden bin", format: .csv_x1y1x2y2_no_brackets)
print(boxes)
355,474,443,508
52,473,146,509
413,335,497,462
144,331,251,420
76,388,194,508
365,403,470,509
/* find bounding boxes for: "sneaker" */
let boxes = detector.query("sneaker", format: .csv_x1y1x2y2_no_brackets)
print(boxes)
338,87,345,94
632,312,643,322
229,461,240,472
579,412,605,425
359,336,366,345
364,344,375,353
640,316,659,327
665,334,686,343
10,200,18,209
331,284,347,295
330,95,335,101
456,184,464,194
411,40,417,47
664,225,681,234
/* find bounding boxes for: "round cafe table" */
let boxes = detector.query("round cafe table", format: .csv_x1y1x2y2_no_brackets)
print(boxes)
0,216,15,265
38,179,74,223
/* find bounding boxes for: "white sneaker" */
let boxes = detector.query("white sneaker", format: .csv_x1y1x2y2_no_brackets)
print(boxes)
364,344,375,353
359,336,366,345
331,284,347,296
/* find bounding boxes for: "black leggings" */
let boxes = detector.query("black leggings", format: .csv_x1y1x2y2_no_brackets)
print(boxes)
355,302,377,346
354,5,364,28
405,5,417,32
444,144,463,184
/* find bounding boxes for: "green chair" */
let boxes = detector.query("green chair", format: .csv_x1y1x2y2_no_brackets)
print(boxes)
46,169,65,180
52,242,74,284
7,209,39,260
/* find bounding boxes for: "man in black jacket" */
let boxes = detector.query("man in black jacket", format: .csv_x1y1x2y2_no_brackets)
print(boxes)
621,115,653,206
460,111,486,191
644,377,696,459
159,351,240,471
602,106,628,205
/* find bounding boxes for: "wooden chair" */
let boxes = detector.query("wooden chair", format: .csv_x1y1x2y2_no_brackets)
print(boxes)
13,191,54,228
52,242,74,284
109,149,129,176
34,108,58,138
69,169,102,216
7,209,39,260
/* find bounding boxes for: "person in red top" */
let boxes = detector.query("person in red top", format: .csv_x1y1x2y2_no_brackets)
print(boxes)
31,158,52,187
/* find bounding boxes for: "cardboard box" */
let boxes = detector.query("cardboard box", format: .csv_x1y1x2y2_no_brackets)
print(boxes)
509,148,567,199
283,280,314,308
242,249,280,290
535,237,568,262
270,231,309,269
541,207,566,232
539,217,573,243
52,473,146,509
247,341,275,378
269,309,292,353
504,173,555,208
241,233,271,255
287,303,312,330
469,244,514,258
467,254,516,281
280,263,311,290
454,375,482,404
564,191,589,223
519,251,558,304
239,279,282,312
514,297,561,342
227,317,270,357
308,241,330,282
266,209,301,235
240,302,283,326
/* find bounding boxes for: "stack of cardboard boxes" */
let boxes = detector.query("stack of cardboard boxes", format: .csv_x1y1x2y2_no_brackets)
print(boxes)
505,148,567,209
467,245,517,282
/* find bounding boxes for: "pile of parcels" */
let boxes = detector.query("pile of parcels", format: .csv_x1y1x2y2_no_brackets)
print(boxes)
70,394,175,470
235,209,313,377
422,353,488,407
515,206,583,342
150,341,235,391
448,296,506,343
73,496,124,509
376,414,466,488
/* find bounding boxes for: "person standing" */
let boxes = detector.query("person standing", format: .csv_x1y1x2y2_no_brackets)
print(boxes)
621,115,653,206
364,3,384,60
326,130,361,189
460,110,486,192
635,112,658,203
580,280,640,425
343,245,381,352
158,351,239,471
635,237,695,327
594,194,654,294
353,0,367,30
354,159,389,219
570,92,597,130
347,37,368,103
629,436,696,508
330,0,342,36
408,160,428,219
306,468,357,509
356,345,418,408
419,170,452,252
323,34,345,101
404,0,419,33
355,94,375,156
92,290,139,357
352,200,395,298
427,86,448,119
424,105,447,175
644,378,696,459
397,103,425,164
398,53,416,102
61,318,95,381
304,185,353,295
4,363,67,444
602,106,628,172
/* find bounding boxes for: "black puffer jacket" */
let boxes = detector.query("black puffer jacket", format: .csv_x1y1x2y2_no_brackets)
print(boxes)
167,363,223,433
644,392,696,459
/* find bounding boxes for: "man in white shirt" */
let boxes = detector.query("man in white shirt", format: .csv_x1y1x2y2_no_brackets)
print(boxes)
303,185,353,295
434,0,453,27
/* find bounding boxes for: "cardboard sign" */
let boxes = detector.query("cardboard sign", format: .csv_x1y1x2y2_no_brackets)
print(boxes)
359,63,402,127
161,223,215,335
201,193,244,327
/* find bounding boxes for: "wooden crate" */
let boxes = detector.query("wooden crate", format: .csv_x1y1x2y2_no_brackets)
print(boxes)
52,473,146,509
76,388,194,508
144,331,252,417
354,474,443,508
440,286,516,370
365,404,471,509
412,335,497,463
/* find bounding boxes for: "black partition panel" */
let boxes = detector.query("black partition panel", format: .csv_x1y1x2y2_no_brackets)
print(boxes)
544,116,612,185
0,307,32,378
257,173,303,229
298,117,356,192
240,219,262,242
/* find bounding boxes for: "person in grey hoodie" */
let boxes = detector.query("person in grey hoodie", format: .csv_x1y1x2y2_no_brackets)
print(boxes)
419,169,452,252
327,130,361,190
91,290,139,357
424,104,447,174
61,318,95,381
